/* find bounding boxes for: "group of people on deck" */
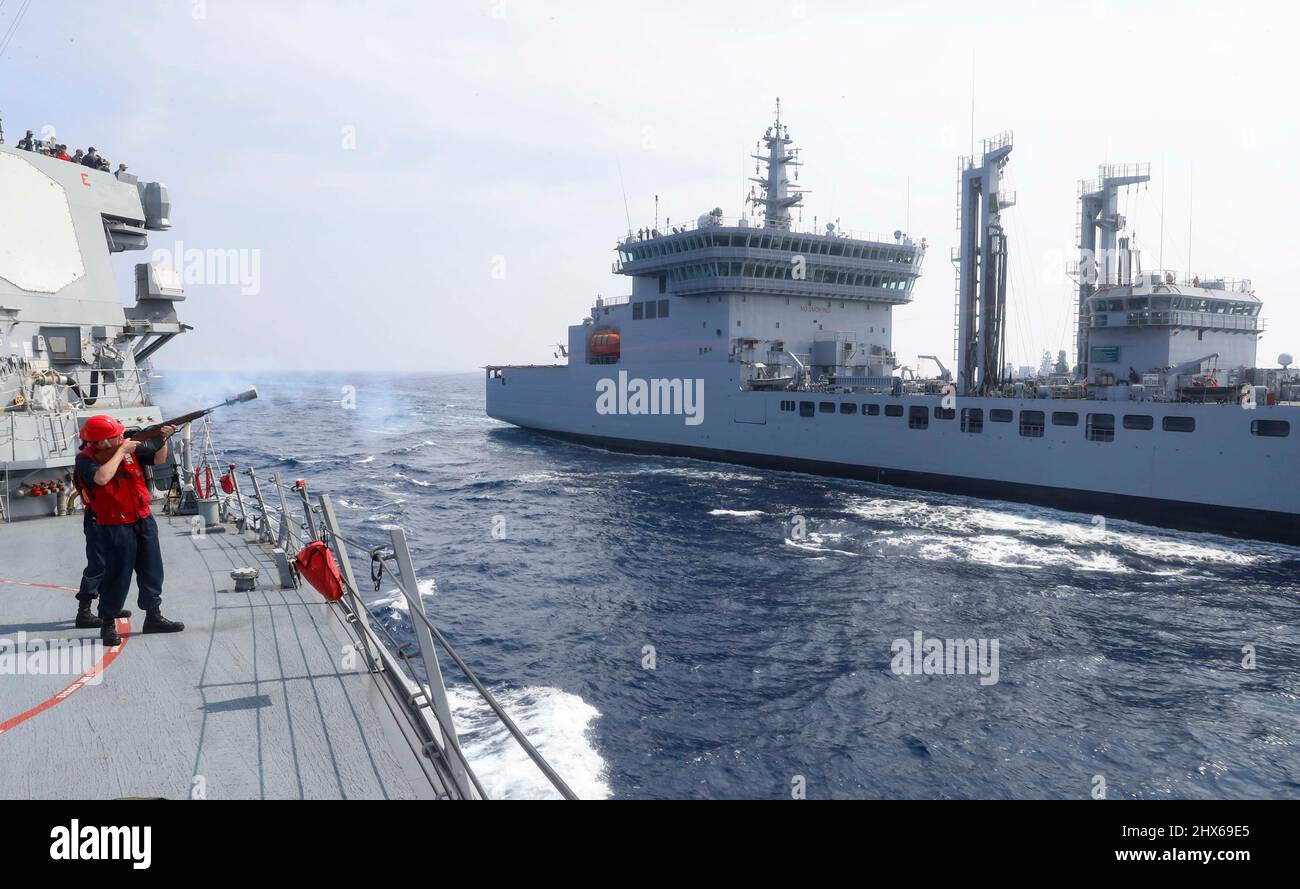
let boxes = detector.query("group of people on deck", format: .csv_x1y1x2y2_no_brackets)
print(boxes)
14,128,130,178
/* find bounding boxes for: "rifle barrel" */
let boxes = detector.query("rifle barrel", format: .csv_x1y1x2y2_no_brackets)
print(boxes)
129,390,257,440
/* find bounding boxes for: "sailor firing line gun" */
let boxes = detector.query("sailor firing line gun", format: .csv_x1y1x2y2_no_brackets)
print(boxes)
72,389,258,640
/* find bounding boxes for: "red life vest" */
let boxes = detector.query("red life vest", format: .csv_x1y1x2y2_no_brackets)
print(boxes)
79,445,152,525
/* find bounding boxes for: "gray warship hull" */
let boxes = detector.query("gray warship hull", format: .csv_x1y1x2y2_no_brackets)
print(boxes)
487,364,1300,545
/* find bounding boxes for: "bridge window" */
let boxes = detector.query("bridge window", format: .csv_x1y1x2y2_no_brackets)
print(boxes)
1124,414,1154,430
1250,419,1289,437
819,402,836,414
1086,414,1115,442
934,407,956,420
885,404,903,417
645,300,658,319
908,406,929,429
840,402,858,415
961,408,983,433
1162,416,1196,433
990,409,1013,423
1052,411,1079,427
799,401,815,418
1020,410,1045,438
633,302,644,320
864,403,880,416
780,400,796,412
658,299,669,318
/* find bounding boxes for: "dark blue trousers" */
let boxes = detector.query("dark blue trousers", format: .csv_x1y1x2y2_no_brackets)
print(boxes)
76,510,106,608
98,515,164,620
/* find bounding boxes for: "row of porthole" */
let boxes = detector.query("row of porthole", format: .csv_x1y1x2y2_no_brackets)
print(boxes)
776,400,1290,438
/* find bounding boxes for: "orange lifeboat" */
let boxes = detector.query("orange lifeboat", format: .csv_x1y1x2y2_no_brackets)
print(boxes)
590,329,620,360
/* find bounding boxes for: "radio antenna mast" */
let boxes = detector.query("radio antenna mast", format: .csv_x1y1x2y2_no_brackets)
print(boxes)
615,156,632,235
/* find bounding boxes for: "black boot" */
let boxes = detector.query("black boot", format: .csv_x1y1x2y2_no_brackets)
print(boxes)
142,609,184,633
78,607,132,628
101,619,122,647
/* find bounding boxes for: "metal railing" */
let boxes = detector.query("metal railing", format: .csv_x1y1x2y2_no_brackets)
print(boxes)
617,216,909,247
1143,270,1254,293
213,464,577,801
0,363,152,413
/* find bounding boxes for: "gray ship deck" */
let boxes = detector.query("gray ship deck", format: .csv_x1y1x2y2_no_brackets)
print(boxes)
0,513,443,799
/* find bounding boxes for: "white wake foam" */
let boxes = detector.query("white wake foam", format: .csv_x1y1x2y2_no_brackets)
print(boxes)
843,494,1290,569
370,578,436,613
784,531,859,556
447,685,610,800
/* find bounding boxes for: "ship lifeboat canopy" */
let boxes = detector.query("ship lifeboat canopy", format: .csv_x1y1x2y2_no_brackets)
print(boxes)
591,329,621,359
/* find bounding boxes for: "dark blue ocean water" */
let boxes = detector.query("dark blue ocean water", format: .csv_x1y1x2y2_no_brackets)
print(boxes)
154,371,1300,799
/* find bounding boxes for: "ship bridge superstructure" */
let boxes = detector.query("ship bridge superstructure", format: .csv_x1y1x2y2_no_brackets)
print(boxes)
614,105,924,305
614,220,923,303
597,107,926,390
1071,162,1263,385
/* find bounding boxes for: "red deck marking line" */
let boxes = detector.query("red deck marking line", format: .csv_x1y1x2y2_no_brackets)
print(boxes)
0,578,80,592
0,579,130,736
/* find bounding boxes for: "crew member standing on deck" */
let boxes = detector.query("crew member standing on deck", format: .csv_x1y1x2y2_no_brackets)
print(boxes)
75,416,185,645
69,447,131,630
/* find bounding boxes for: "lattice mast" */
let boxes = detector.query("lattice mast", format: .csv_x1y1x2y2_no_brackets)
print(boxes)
747,98,807,229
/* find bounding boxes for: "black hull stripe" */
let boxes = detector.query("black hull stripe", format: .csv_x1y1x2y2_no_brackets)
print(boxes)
522,427,1300,547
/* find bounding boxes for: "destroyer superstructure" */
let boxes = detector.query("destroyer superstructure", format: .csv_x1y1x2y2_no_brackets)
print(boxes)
487,106,1298,545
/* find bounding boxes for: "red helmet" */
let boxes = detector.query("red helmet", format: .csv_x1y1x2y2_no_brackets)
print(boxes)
81,415,125,443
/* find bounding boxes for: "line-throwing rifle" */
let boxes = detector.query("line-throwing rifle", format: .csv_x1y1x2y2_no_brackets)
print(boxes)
125,388,259,442
90,388,261,463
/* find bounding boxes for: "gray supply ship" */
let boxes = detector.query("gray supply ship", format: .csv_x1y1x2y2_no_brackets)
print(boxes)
0,137,573,799
488,105,1299,545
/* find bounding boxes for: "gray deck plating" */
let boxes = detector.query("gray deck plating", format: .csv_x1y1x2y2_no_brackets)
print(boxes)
0,514,442,799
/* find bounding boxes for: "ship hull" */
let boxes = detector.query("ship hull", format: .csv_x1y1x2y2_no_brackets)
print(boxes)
487,364,1300,546
525,426,1299,546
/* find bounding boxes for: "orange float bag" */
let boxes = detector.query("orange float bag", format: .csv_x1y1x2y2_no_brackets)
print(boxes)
295,541,345,601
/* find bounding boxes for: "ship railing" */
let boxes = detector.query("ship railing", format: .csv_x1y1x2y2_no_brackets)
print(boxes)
0,364,152,414
594,295,631,308
619,216,907,246
960,131,1014,170
1099,162,1151,182
217,466,577,801
1144,270,1255,293
60,365,153,409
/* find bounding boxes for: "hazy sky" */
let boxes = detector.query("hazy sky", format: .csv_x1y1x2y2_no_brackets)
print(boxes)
4,0,1296,372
